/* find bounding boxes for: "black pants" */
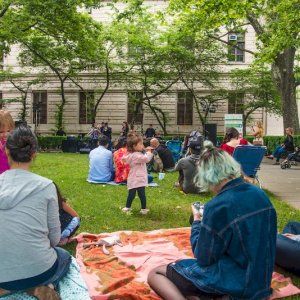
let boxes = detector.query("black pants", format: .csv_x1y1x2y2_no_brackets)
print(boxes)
126,187,146,209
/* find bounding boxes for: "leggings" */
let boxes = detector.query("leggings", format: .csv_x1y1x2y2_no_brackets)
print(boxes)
126,187,146,209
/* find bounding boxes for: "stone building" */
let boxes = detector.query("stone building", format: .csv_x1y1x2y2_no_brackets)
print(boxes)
0,1,297,138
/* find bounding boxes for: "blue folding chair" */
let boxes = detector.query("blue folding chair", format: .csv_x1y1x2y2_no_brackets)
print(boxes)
166,140,182,162
232,145,266,188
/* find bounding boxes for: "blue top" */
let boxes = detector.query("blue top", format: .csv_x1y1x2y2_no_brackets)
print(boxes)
172,177,277,300
87,146,114,182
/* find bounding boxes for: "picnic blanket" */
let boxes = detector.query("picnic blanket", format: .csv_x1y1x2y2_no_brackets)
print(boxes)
0,257,90,300
75,228,300,300
87,180,158,187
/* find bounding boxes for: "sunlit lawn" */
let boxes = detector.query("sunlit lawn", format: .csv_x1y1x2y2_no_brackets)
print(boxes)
31,153,300,297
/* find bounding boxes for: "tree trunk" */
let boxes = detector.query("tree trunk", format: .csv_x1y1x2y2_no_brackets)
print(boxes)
271,47,299,134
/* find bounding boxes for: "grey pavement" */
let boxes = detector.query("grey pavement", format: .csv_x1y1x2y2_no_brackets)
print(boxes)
257,157,300,210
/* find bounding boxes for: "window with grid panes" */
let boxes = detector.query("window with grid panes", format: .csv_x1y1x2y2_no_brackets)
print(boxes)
79,91,94,124
177,91,193,125
228,33,245,62
228,93,244,114
32,91,47,124
127,91,143,124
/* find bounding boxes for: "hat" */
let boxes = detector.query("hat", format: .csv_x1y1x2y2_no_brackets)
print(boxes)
188,135,203,151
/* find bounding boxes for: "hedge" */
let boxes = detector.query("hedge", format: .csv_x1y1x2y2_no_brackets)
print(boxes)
36,134,300,153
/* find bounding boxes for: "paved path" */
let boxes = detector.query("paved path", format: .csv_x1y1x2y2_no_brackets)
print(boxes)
257,157,300,210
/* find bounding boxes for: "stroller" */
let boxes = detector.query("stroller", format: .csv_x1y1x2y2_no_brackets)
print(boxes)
281,147,300,169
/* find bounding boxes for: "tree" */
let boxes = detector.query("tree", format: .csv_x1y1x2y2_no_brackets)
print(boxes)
110,3,179,135
0,70,47,120
229,67,281,134
169,0,300,133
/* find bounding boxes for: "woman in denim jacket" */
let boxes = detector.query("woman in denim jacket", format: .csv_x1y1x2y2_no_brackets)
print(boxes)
148,142,277,300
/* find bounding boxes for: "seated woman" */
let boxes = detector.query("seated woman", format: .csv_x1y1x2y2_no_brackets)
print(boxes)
220,127,249,156
267,127,295,165
148,142,277,300
276,221,300,276
113,136,130,183
251,121,264,146
0,126,71,299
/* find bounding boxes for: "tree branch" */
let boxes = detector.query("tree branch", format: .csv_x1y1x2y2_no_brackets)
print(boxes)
0,3,11,18
246,12,264,35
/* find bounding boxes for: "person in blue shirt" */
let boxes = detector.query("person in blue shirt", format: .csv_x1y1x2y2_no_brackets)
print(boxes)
148,141,277,300
87,135,114,183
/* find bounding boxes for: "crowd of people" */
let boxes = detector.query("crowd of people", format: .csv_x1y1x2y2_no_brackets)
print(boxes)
0,109,299,299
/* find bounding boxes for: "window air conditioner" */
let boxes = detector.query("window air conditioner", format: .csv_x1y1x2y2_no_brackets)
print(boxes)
229,34,238,41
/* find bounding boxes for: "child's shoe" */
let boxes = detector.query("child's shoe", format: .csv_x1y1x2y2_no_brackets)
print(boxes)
140,208,150,215
121,207,131,213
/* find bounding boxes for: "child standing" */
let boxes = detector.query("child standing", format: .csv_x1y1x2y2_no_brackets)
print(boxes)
53,182,80,245
0,110,15,174
122,133,153,215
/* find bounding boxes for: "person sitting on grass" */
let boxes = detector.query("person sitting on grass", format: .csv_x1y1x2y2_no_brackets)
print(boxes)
87,135,114,183
148,142,277,300
220,127,249,156
174,135,204,194
53,182,80,246
150,138,175,172
276,221,300,276
113,136,130,183
267,127,295,165
0,126,71,299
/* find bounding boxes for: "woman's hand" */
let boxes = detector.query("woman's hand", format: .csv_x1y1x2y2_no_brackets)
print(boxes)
191,204,202,221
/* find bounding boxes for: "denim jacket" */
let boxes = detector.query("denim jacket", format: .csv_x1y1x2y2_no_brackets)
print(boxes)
172,178,277,300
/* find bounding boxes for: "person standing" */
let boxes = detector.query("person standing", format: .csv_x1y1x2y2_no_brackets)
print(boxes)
121,133,153,215
120,121,129,137
87,123,101,150
252,121,264,146
102,122,112,150
144,124,156,139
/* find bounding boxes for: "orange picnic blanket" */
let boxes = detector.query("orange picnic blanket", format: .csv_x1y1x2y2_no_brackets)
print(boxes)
75,228,300,300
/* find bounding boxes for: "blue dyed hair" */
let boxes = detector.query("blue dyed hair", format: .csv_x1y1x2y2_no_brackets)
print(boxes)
198,141,241,190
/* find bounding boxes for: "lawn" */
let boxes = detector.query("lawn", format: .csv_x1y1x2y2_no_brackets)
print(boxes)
32,153,300,297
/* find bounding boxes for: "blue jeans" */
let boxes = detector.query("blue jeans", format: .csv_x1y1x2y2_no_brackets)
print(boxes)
0,247,71,292
276,222,300,275
273,146,287,162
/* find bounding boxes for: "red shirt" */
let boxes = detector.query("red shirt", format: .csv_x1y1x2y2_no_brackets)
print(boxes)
220,139,248,156
113,147,130,183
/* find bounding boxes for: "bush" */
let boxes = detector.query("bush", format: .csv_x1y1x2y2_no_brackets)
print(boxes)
37,136,67,150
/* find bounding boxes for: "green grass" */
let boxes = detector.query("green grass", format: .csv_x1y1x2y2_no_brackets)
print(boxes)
31,153,300,297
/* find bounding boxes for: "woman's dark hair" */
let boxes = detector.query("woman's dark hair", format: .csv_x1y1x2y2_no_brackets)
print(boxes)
223,127,239,144
115,136,127,150
6,126,38,162
53,182,66,210
127,132,143,153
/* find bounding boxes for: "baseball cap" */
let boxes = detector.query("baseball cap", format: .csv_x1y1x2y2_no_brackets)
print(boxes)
188,135,203,151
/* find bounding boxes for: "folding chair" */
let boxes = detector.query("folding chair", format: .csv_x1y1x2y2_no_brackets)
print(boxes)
166,140,182,162
232,145,266,188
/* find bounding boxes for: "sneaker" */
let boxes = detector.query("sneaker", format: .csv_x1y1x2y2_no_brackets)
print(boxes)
273,162,280,165
121,207,131,213
266,155,274,160
140,208,150,215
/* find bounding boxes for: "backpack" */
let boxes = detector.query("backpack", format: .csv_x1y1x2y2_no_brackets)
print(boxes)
152,151,164,172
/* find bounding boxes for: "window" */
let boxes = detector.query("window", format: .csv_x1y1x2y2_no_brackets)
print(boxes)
32,91,47,124
228,93,244,114
79,91,94,124
127,91,143,125
177,91,193,125
228,33,245,62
